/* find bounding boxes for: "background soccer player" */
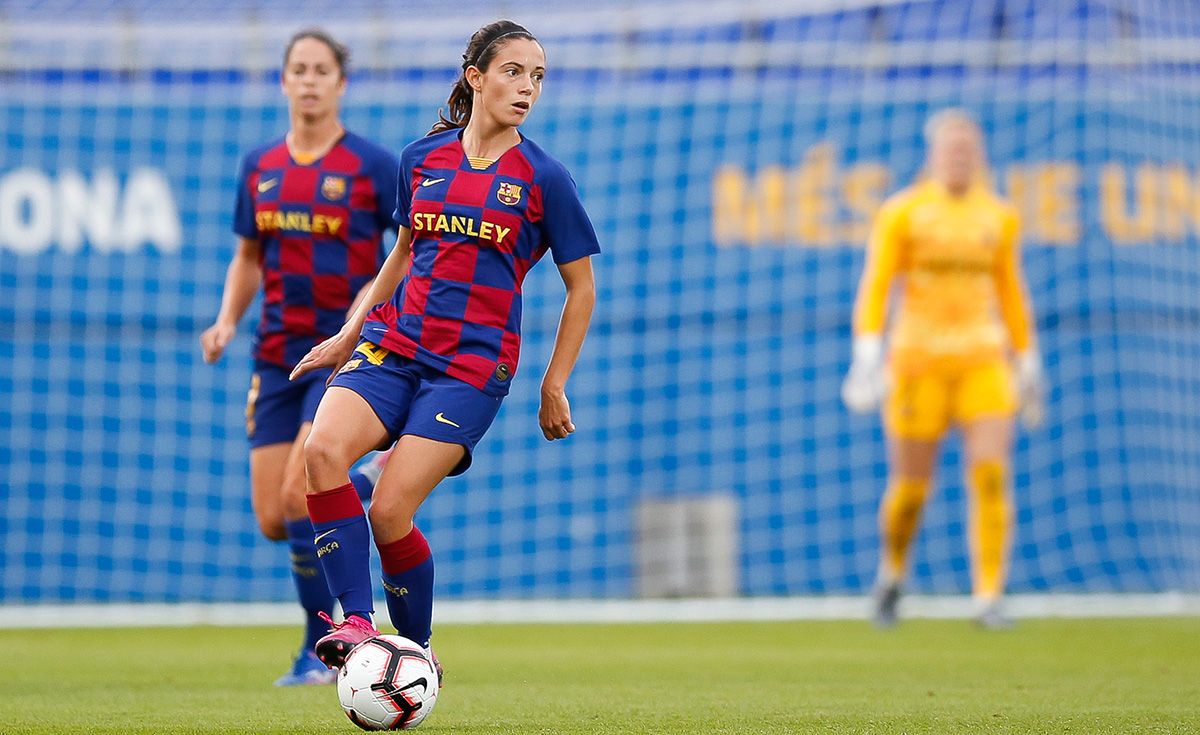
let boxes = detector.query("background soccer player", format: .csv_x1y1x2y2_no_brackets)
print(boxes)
199,29,399,685
288,19,600,678
842,109,1045,629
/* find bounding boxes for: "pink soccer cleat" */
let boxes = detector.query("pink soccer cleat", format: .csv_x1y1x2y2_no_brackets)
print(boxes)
425,646,444,688
314,612,381,670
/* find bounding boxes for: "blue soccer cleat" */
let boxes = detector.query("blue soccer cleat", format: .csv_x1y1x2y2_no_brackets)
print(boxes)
274,649,338,687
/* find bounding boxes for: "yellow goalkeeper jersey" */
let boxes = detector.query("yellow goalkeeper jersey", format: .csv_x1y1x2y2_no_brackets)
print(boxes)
852,179,1034,374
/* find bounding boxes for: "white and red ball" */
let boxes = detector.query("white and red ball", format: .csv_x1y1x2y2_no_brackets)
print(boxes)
337,635,439,730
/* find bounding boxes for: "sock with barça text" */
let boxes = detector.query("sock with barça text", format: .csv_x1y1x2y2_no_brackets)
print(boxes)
283,516,335,650
306,482,374,622
377,526,434,648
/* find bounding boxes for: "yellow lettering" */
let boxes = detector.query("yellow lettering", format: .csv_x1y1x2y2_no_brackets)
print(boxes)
465,217,481,238
451,216,466,234
478,221,493,242
1160,164,1192,240
841,163,890,244
494,225,511,244
1101,163,1157,243
354,341,390,366
792,142,838,246
712,144,846,247
314,215,327,235
1037,163,1081,244
712,165,746,244
435,214,450,232
1006,163,1080,245
711,164,788,245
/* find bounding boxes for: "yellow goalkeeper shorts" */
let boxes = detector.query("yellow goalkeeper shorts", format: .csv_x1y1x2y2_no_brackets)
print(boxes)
885,359,1017,440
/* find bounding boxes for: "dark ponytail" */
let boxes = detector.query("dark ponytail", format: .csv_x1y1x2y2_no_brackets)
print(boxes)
430,20,538,135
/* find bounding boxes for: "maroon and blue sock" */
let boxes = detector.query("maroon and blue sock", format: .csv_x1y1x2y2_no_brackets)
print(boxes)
283,516,334,651
306,482,374,622
377,526,434,648
349,469,375,502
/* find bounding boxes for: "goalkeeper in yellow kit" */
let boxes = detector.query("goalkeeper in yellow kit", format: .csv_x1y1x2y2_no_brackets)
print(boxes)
842,109,1045,629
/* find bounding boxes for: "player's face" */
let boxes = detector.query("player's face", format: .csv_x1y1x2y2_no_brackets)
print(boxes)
475,38,545,128
282,37,346,121
930,122,983,193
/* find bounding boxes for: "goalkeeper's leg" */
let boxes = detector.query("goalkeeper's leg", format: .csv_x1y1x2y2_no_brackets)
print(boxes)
876,372,948,626
958,361,1019,628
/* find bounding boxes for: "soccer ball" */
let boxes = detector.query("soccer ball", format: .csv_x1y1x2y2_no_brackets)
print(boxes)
337,635,440,730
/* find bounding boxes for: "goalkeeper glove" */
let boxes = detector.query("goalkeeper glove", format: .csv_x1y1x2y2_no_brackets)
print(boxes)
842,334,886,414
1015,349,1046,429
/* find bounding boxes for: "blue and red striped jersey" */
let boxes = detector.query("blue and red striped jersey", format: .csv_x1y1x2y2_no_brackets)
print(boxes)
363,129,600,396
233,130,399,369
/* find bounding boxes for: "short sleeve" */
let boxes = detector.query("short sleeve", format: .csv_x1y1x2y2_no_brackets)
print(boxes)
393,148,415,229
539,163,601,265
232,154,257,238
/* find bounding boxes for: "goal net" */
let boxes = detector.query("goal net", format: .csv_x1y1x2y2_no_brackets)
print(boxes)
1,0,1198,606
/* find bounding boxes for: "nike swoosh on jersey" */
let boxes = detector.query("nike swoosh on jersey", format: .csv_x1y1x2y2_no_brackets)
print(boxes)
420,177,446,188
434,412,461,428
257,178,279,193
314,529,337,544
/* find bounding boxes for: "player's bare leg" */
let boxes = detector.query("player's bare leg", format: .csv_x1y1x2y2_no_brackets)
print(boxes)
962,415,1016,629
275,423,339,685
368,434,464,686
305,387,392,668
249,444,290,541
875,433,940,627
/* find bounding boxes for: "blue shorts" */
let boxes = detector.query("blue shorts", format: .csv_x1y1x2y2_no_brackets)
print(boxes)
329,341,503,476
245,362,333,448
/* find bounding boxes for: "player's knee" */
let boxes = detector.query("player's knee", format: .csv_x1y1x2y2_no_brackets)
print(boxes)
970,460,1007,504
303,429,346,481
280,480,309,519
367,493,415,536
255,515,287,542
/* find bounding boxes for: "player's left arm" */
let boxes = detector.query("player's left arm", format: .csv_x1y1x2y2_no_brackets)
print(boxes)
539,256,596,441
994,206,1045,425
994,206,1035,353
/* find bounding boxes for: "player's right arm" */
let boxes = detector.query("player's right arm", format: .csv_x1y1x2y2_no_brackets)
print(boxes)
289,226,412,381
842,195,906,413
993,204,1045,427
200,236,262,364
853,195,905,339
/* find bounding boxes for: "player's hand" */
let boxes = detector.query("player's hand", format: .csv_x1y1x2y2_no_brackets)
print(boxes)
290,330,357,384
538,384,575,441
1016,349,1046,429
200,321,236,364
841,334,886,414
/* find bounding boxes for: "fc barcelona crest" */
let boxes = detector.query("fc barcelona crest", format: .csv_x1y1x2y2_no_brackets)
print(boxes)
496,181,522,206
321,175,347,201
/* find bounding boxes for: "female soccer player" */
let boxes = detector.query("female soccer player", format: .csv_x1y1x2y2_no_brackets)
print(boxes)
289,19,599,676
200,29,399,685
842,109,1045,629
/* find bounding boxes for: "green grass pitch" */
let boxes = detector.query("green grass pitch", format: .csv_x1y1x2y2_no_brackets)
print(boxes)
3,617,1197,733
